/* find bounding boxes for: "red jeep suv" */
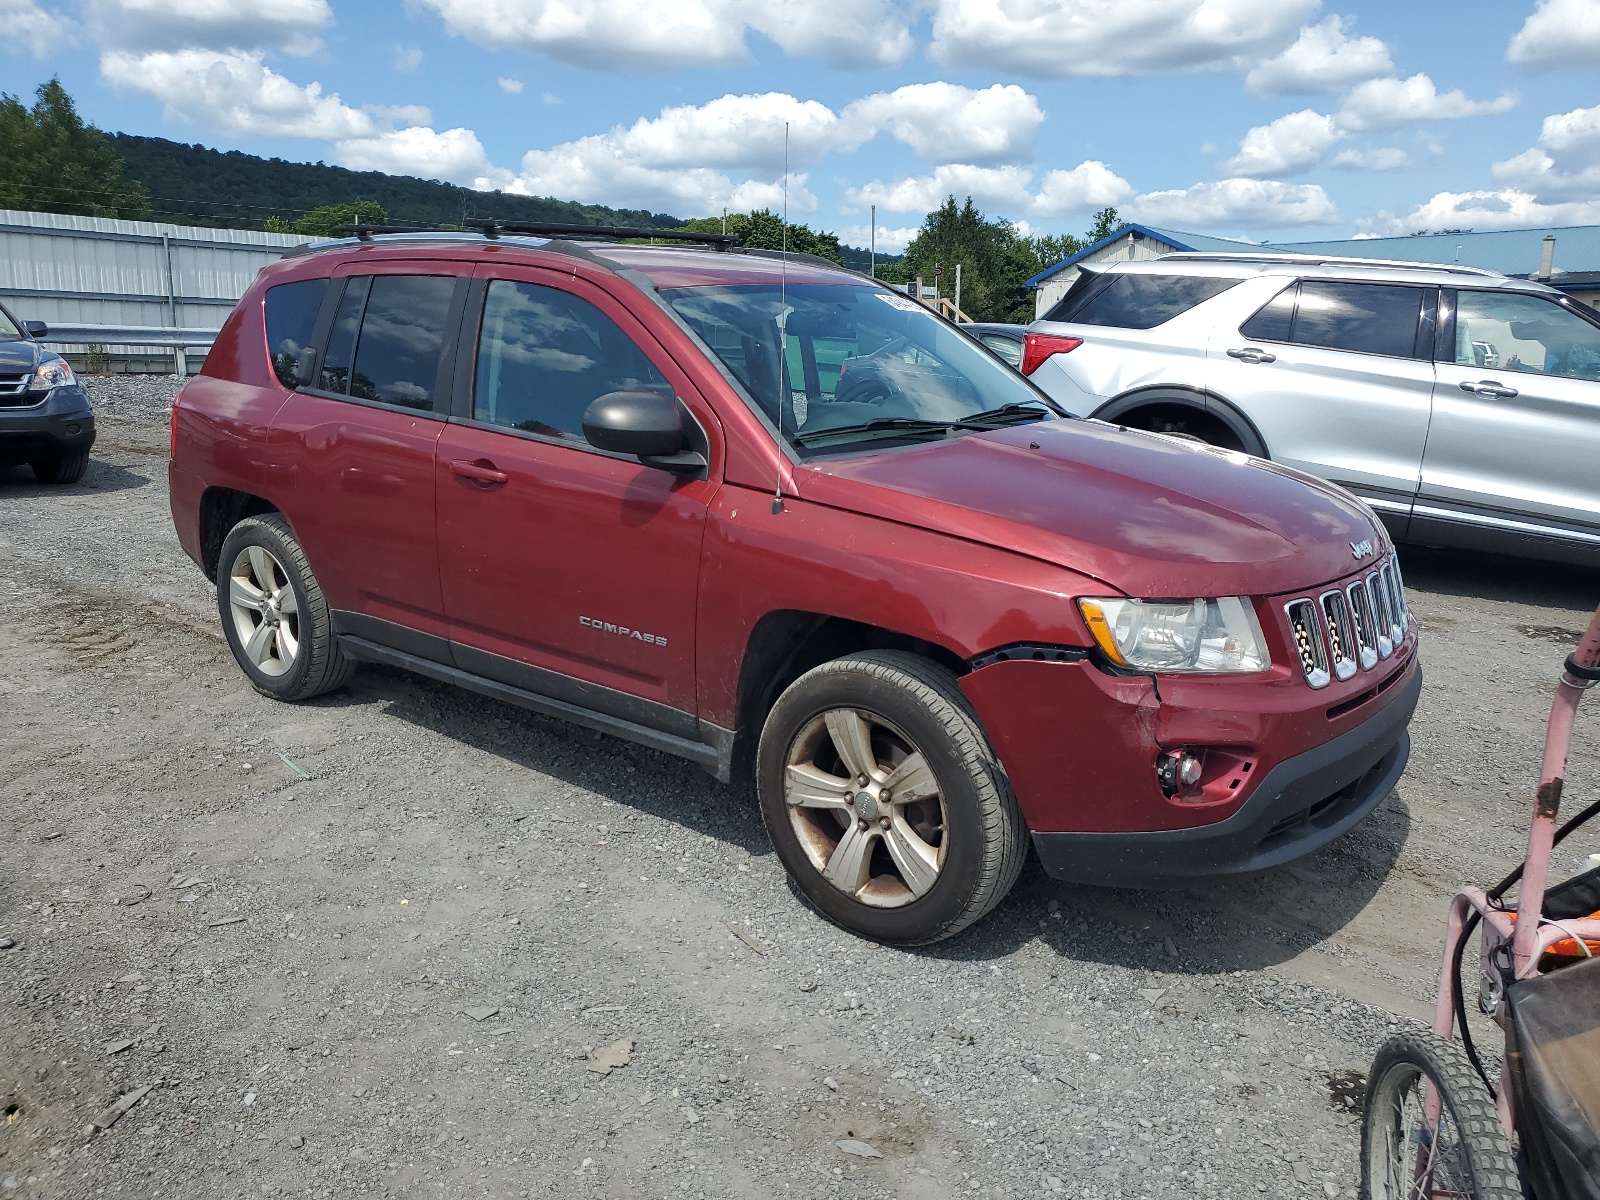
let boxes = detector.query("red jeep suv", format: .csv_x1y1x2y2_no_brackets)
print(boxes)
169,224,1420,944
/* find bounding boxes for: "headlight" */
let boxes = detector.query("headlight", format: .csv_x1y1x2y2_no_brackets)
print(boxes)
1076,596,1270,674
27,357,75,393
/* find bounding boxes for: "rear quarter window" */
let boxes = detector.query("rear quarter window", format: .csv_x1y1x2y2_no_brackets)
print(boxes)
1047,273,1241,329
264,279,329,388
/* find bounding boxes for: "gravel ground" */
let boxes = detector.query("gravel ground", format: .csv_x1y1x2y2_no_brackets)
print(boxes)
2,375,1598,1200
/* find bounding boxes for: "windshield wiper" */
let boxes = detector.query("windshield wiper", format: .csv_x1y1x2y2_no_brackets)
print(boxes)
792,417,990,446
960,402,1061,425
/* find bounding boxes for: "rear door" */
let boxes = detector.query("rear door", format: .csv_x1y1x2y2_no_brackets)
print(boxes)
268,264,466,651
434,265,719,731
1207,279,1435,533
1420,288,1600,548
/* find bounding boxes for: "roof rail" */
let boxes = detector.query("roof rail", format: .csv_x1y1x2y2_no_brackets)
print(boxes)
330,224,444,240
466,219,737,247
1158,250,1504,278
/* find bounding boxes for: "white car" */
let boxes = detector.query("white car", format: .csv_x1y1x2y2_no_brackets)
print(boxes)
1022,252,1600,566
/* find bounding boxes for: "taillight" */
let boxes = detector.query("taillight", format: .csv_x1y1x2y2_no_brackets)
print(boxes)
1021,333,1082,376
169,384,184,460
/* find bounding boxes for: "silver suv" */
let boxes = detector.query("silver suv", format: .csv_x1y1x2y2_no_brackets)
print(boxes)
1024,253,1600,566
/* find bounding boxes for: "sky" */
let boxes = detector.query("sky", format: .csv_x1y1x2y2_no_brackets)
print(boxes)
5,0,1600,251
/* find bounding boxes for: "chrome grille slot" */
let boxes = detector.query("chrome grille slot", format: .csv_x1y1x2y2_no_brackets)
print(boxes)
1379,561,1406,640
1366,571,1395,657
1347,581,1380,670
1285,599,1330,689
1319,590,1357,681
0,374,36,408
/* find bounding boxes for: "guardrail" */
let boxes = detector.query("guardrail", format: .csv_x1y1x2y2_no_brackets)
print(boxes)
39,323,220,349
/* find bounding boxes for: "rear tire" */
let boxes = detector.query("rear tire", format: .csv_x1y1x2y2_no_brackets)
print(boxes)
30,452,89,484
756,651,1025,945
217,514,353,702
1359,1032,1520,1200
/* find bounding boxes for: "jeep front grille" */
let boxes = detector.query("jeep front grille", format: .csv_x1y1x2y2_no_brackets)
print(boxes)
1285,555,1409,688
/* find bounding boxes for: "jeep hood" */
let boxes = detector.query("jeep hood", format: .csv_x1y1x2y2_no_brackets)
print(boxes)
795,419,1385,597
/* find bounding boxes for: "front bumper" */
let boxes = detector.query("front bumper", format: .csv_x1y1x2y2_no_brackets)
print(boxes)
0,385,96,466
1031,660,1419,886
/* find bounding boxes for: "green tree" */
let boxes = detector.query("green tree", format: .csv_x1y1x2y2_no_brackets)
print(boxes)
1084,206,1124,244
293,200,387,236
0,79,150,218
677,209,842,262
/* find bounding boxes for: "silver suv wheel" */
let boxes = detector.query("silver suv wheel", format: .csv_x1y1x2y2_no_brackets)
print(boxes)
784,708,947,908
227,545,300,677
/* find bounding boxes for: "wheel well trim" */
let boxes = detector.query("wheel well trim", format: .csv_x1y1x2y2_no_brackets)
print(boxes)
1090,386,1269,458
198,486,283,580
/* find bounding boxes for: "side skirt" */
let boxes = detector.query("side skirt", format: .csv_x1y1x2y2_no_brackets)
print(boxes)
336,634,737,783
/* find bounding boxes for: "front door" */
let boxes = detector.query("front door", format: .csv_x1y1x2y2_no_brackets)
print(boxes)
1420,289,1600,550
1208,278,1436,535
435,267,719,733
268,266,464,648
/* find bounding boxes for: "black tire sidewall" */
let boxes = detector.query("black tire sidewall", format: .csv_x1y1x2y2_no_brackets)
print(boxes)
216,518,325,701
757,664,993,945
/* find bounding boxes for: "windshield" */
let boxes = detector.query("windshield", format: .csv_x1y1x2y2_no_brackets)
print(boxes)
0,306,21,341
663,282,1059,452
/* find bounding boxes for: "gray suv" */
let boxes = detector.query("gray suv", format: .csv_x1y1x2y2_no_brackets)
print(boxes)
0,301,95,484
1024,254,1600,566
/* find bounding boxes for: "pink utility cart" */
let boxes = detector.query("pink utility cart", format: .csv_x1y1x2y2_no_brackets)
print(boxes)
1361,602,1600,1199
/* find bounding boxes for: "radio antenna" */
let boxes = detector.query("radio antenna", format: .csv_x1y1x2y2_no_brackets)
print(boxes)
773,120,789,516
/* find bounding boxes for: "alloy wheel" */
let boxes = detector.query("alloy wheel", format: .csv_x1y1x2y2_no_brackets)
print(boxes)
227,545,300,678
783,708,947,908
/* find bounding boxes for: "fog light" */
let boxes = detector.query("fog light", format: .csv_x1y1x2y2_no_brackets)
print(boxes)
1156,750,1204,797
65,423,82,436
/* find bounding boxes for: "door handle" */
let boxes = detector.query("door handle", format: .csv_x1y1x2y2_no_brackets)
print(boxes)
448,458,509,486
1459,379,1519,400
1226,347,1276,364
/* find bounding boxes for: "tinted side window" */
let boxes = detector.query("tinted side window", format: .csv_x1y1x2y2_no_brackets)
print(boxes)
1239,283,1296,342
1051,274,1241,329
348,275,456,410
318,277,368,395
1453,291,1600,381
474,280,668,444
1292,282,1422,358
264,279,328,388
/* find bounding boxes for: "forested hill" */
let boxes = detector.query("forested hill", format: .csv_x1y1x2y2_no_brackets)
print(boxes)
109,134,685,231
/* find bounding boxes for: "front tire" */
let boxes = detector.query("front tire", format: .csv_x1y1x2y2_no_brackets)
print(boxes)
756,651,1025,945
31,452,90,484
1359,1032,1520,1200
217,514,353,702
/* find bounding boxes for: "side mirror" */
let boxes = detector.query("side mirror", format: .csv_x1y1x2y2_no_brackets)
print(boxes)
582,390,706,474
23,320,47,339
294,347,319,387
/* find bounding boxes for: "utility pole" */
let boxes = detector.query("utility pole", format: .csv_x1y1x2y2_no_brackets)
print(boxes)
870,204,876,278
722,207,727,236
954,263,962,321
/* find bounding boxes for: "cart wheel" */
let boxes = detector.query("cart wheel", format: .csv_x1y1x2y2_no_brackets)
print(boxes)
1360,1032,1520,1200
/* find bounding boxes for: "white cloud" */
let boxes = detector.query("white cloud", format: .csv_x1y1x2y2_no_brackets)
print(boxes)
928,0,1315,77
847,161,1132,217
1127,177,1339,227
1245,15,1392,94
1337,73,1517,132
417,0,912,71
603,93,848,174
840,83,1043,165
508,141,814,215
1370,188,1600,234
335,127,508,189
837,223,919,253
395,45,422,72
541,92,561,105
1330,146,1409,171
87,0,331,55
1508,0,1600,71
1490,103,1600,200
100,48,376,139
497,76,523,94
1223,109,1341,176
2,0,73,56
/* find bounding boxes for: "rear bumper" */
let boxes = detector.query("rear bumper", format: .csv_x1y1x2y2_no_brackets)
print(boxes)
1031,660,1419,886
0,386,96,465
